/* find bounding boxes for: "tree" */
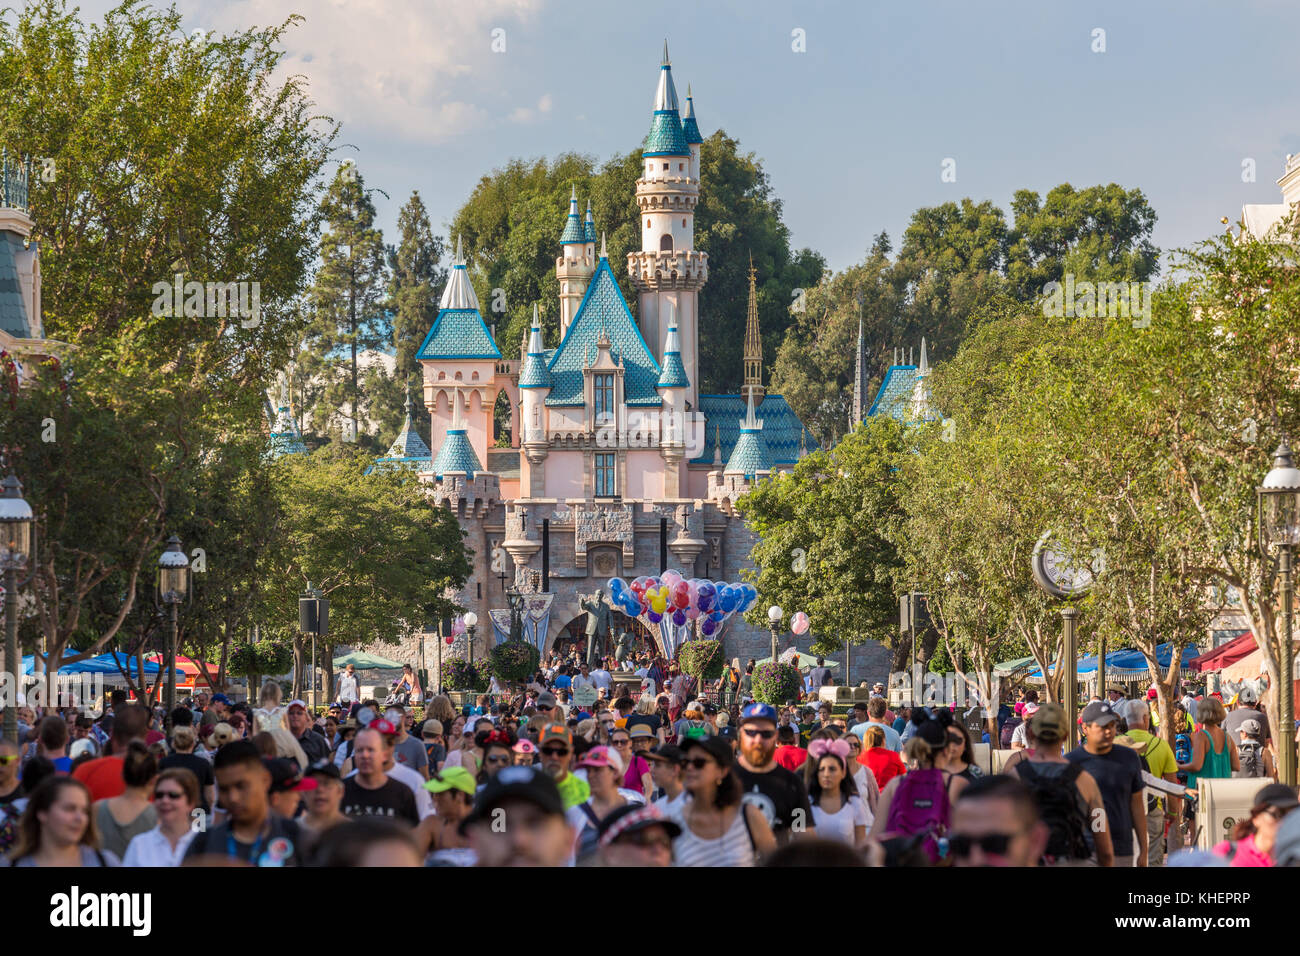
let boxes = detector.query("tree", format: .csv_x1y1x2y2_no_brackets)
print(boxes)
736,415,908,661
300,165,389,447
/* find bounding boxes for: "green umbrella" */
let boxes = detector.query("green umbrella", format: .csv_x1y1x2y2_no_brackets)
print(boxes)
754,650,840,671
993,656,1038,678
332,651,405,670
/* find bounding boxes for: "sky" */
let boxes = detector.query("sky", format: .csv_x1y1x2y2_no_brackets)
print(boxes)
69,0,1300,276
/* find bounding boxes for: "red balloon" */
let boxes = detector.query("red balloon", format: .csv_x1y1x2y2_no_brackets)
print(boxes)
445,635,455,645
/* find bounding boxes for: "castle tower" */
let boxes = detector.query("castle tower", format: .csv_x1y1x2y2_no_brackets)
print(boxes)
681,83,704,181
518,303,552,496
628,41,707,407
557,186,596,338
741,255,765,407
0,152,44,358
656,308,690,496
432,386,483,480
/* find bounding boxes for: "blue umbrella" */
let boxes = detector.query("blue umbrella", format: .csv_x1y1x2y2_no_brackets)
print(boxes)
22,650,181,677
20,649,99,675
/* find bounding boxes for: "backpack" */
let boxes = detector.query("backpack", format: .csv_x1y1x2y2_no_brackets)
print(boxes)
1174,732,1193,766
1014,760,1092,862
1237,740,1265,778
999,716,1021,750
883,767,950,863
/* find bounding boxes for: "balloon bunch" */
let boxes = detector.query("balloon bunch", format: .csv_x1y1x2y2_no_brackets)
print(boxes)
606,572,759,636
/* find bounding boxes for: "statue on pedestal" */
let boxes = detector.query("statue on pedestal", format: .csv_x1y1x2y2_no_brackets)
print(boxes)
613,630,633,669
580,589,612,668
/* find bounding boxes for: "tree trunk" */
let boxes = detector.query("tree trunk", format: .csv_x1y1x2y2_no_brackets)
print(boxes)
292,634,305,700
323,642,335,706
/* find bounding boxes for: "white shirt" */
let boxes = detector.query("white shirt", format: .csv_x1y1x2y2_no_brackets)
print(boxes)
572,674,595,693
345,763,434,820
338,673,359,702
122,825,197,867
811,796,870,846
653,789,690,815
591,669,613,692
1011,722,1028,748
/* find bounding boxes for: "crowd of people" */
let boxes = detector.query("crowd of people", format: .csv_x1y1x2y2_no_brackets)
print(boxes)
0,649,1296,868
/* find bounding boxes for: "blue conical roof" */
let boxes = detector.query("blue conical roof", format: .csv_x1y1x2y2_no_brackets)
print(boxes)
415,237,501,360
381,386,431,460
560,187,584,245
644,44,689,157
681,85,703,145
519,305,552,389
656,322,689,389
724,393,772,478
583,201,597,244
432,429,481,478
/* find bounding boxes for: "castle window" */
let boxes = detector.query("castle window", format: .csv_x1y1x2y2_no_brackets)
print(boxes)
595,453,616,496
594,373,615,426
659,234,673,253
678,163,684,171
681,218,686,227
662,163,668,171
645,219,651,229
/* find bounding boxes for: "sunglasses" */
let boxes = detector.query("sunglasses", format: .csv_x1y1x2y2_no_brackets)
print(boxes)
154,790,185,801
741,728,776,740
948,832,1015,858
0,755,18,766
540,746,570,757
485,754,511,765
611,739,631,747
685,757,715,770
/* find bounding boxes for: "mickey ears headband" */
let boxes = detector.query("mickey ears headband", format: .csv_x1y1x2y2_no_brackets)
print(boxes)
808,738,850,762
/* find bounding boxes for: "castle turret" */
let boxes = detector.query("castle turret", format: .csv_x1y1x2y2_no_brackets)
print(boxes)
0,151,48,383
628,41,707,407
432,386,484,480
656,310,690,495
518,304,552,496
681,83,704,182
741,255,765,408
557,186,595,338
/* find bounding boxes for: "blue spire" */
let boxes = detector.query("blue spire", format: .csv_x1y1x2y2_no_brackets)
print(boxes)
644,42,689,157
656,319,689,389
560,185,584,244
381,382,432,461
583,200,597,244
724,391,772,479
519,304,552,389
681,83,703,145
432,389,483,479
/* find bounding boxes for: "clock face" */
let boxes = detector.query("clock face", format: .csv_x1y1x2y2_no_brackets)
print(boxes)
1032,532,1103,599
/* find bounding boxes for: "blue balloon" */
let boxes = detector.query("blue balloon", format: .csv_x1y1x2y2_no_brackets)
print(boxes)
700,617,718,636
709,609,725,624
672,608,687,627
608,577,625,594
697,581,716,613
718,586,737,614
647,609,663,624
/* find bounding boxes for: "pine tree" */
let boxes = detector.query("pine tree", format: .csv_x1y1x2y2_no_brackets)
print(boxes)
301,165,389,447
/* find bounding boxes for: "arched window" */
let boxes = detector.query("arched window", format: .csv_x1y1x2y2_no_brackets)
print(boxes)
659,234,673,253
493,389,513,447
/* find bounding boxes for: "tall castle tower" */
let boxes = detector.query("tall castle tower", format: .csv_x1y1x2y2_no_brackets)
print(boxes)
741,255,764,407
628,42,707,408
556,186,597,338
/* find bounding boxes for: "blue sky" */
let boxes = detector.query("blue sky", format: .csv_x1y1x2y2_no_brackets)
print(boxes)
75,0,1300,275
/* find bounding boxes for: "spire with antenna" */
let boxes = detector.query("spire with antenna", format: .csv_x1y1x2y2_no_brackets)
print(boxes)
851,304,865,428
741,253,765,407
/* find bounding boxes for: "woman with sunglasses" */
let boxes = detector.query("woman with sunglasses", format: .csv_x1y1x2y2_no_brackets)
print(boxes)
477,729,516,783
122,768,200,867
842,733,880,817
671,735,775,866
945,722,983,783
3,776,118,867
1212,783,1300,866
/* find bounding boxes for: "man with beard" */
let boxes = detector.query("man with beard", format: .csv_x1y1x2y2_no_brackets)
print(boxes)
464,766,575,867
734,702,816,842
536,723,591,865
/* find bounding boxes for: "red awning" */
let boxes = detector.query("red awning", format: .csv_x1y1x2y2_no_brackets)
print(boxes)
1189,633,1256,673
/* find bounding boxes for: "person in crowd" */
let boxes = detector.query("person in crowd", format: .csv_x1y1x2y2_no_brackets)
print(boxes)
72,703,149,802
340,725,420,826
593,802,680,867
122,767,199,866
870,708,968,862
1211,783,1299,866
300,761,347,835
572,745,642,858
944,721,983,783
842,732,880,816
1067,700,1145,867
1002,703,1112,866
1224,684,1271,749
337,663,360,707
671,733,776,866
387,706,429,781
0,738,22,810
464,766,576,867
421,766,478,866
512,738,538,767
159,724,216,815
419,719,447,776
622,725,655,797
286,699,329,766
734,702,816,843
94,742,158,859
949,775,1050,867
1117,698,1183,864
1180,696,1240,791
2,777,118,867
626,694,665,743
860,725,905,790
266,757,316,819
184,740,305,866
1235,718,1276,780
647,743,688,811
850,697,901,753
477,728,515,783
35,716,72,773
806,737,870,846
310,817,422,867
774,724,809,772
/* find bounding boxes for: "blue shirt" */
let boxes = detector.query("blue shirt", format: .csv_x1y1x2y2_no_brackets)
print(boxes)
554,675,572,691
849,720,901,753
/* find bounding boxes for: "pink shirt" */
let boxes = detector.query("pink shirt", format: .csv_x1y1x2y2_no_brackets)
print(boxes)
1213,835,1272,867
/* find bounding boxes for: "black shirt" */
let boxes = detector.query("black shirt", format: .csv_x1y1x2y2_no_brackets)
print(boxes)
341,776,419,826
297,729,330,765
159,752,216,813
1066,744,1144,857
183,813,305,866
733,763,814,838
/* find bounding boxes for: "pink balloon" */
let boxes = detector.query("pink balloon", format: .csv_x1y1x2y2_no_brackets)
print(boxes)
685,605,700,620
791,611,810,635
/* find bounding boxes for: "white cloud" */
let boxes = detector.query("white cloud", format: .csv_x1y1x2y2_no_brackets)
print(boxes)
177,0,542,145
508,93,554,124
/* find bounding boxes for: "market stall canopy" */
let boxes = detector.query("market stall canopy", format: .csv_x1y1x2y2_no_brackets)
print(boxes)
332,651,405,670
143,654,212,682
993,656,1039,678
1026,643,1199,682
22,651,181,677
1189,633,1257,674
754,649,840,671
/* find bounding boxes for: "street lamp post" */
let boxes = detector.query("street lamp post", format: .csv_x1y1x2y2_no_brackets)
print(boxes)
299,585,329,710
156,535,190,728
464,611,479,666
767,605,783,664
1258,441,1300,787
0,474,34,741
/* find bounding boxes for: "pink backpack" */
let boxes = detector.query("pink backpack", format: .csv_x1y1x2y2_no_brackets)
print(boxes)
883,768,951,863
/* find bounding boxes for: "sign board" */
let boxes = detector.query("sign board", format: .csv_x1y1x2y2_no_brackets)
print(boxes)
572,685,599,708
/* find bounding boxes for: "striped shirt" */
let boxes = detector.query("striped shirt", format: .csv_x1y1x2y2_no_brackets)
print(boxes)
670,804,756,867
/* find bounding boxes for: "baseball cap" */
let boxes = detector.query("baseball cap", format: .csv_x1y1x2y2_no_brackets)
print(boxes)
1255,783,1300,812
539,724,572,747
645,744,685,765
287,699,308,710
575,745,620,771
1080,700,1120,726
1238,685,1259,704
211,693,232,705
717,726,737,742
512,738,538,755
1240,718,1263,737
265,757,317,793
1028,702,1069,740
1021,702,1040,718
422,719,444,737
69,738,97,760
1147,687,1159,700
305,760,341,781
678,733,733,767
461,766,564,829
424,766,477,797
596,802,682,848
536,691,558,709
145,729,166,745
367,718,398,736
740,702,778,726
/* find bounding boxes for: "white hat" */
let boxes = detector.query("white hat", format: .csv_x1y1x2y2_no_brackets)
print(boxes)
70,738,97,760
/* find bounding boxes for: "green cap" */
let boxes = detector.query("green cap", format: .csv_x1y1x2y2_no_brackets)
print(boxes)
424,766,477,797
